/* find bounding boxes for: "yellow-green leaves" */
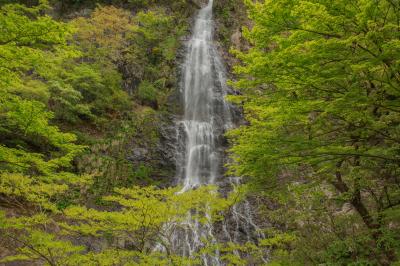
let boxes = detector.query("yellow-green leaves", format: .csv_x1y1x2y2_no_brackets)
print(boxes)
0,92,86,212
0,230,85,265
229,0,400,264
0,2,71,88
63,185,233,239
0,185,236,265
71,6,132,62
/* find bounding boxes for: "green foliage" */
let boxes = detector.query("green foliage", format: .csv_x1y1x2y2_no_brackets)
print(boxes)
63,185,231,234
62,62,130,122
0,228,86,265
52,6,133,125
214,0,247,49
76,108,162,203
123,8,188,109
229,0,400,264
0,1,71,88
137,80,157,103
1,185,235,265
0,0,263,265
71,5,131,62
133,163,153,181
0,2,90,214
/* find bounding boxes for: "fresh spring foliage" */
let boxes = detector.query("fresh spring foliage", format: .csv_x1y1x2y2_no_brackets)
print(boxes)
1,185,236,265
229,0,400,265
0,1,88,212
0,1,258,265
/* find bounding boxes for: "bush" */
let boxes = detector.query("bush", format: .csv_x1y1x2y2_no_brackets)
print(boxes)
137,80,157,104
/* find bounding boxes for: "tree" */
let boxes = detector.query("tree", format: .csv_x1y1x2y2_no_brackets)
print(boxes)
0,0,87,210
123,8,187,107
1,185,234,265
229,0,400,264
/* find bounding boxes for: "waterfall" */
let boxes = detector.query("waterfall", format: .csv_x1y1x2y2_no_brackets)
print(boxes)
174,1,228,264
172,0,265,264
177,0,231,193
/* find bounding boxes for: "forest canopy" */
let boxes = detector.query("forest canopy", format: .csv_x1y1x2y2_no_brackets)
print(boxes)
0,0,399,265
228,0,400,265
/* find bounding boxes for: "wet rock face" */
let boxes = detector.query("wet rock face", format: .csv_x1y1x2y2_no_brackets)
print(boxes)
128,147,148,162
191,0,209,8
122,113,179,186
158,119,179,167
156,115,180,186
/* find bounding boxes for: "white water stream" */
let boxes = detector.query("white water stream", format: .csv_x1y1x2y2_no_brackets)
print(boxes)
171,1,265,264
177,0,232,193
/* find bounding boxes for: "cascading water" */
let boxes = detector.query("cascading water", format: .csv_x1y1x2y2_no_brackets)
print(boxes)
177,0,231,193
174,1,228,264
172,0,265,264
